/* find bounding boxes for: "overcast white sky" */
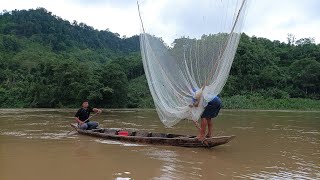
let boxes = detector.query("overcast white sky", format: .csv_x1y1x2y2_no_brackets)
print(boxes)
1,0,319,43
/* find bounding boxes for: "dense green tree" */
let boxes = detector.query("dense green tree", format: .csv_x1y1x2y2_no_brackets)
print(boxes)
0,8,319,108
127,75,154,108
100,62,128,108
289,58,320,98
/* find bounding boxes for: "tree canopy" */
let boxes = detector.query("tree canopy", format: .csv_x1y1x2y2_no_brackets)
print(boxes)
0,8,319,108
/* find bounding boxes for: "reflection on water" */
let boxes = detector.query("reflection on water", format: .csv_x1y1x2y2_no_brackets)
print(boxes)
0,109,319,180
95,139,146,147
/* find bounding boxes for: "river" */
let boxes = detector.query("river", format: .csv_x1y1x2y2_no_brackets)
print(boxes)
0,109,319,180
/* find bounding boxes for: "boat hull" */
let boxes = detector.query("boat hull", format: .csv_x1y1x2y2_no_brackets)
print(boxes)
70,124,235,148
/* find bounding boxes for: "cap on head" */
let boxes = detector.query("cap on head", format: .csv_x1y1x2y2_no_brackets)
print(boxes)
194,90,202,100
192,88,202,100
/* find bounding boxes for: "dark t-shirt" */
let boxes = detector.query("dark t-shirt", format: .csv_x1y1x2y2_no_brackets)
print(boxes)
75,107,94,121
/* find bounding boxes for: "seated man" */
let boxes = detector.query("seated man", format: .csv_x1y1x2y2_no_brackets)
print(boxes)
75,99,102,130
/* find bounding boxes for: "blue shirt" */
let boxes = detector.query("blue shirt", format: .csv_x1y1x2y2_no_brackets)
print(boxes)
208,95,218,105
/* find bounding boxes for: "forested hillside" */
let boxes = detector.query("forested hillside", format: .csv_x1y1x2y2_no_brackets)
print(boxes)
0,8,319,109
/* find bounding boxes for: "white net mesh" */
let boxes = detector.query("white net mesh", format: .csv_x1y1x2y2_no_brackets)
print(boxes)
138,0,249,127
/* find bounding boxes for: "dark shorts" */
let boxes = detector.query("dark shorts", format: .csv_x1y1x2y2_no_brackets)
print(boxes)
201,96,222,119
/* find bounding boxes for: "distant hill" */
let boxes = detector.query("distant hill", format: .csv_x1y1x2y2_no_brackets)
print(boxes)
0,8,319,109
0,8,140,54
0,8,145,108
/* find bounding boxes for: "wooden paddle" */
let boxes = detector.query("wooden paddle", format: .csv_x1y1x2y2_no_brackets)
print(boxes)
82,113,98,123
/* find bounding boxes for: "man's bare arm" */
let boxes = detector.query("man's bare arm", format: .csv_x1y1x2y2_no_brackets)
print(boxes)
93,108,102,114
194,99,200,107
75,117,83,124
193,121,201,129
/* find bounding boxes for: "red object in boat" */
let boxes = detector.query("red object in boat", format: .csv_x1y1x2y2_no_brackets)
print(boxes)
118,131,129,136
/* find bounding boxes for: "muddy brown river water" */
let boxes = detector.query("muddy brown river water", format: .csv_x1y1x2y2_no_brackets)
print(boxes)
0,109,319,180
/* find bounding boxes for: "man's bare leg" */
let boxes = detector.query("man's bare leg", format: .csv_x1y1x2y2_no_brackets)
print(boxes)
206,118,213,138
196,118,207,140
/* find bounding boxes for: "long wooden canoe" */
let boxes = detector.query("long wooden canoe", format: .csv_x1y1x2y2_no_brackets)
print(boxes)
70,124,235,148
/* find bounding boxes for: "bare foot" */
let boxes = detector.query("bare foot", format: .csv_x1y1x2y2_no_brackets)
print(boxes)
196,136,209,146
196,135,205,141
205,134,212,138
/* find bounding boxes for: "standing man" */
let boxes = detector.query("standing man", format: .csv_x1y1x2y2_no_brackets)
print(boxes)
75,99,102,130
190,88,222,140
